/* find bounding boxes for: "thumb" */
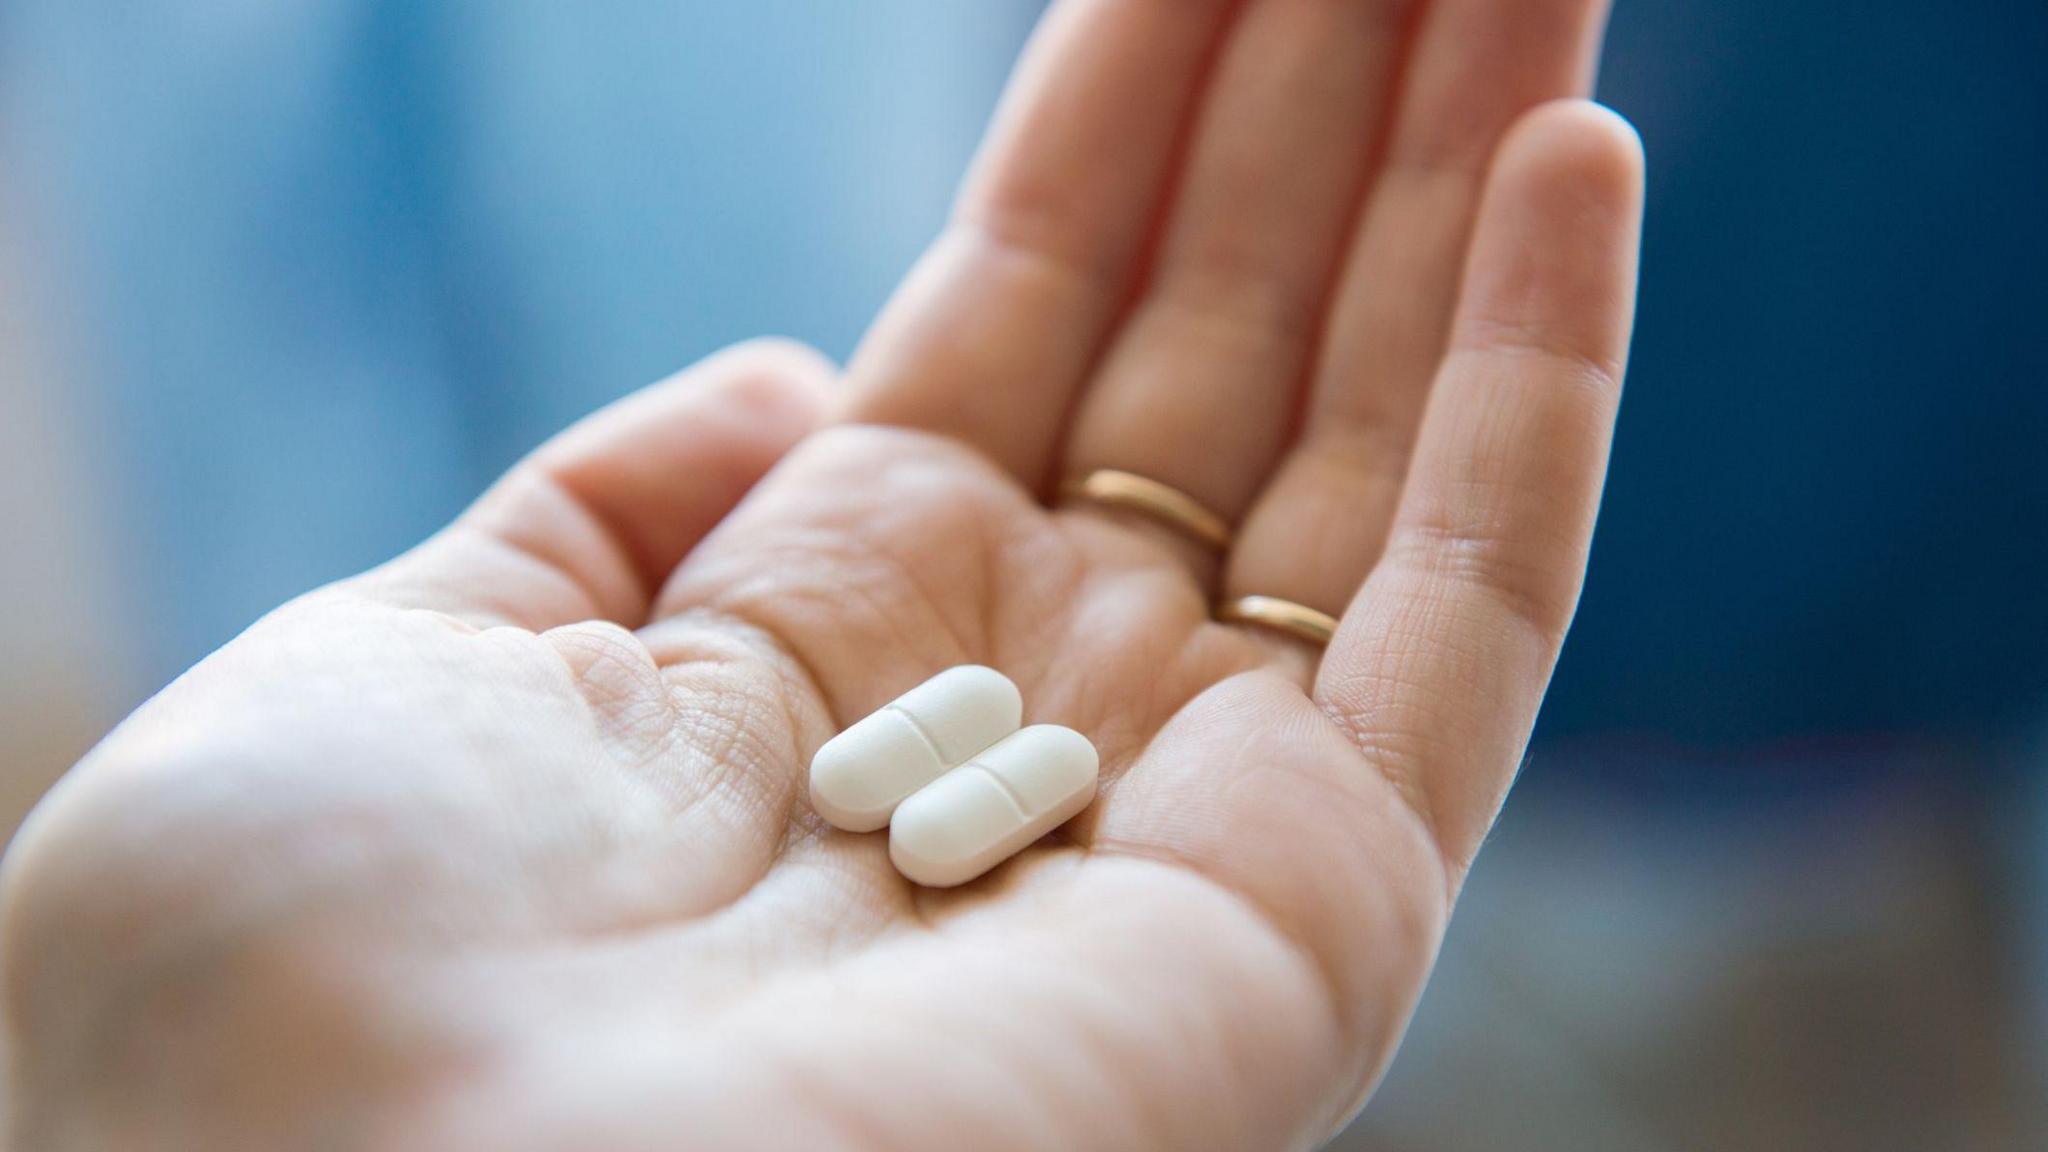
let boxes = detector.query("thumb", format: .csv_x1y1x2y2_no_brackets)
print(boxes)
352,338,834,630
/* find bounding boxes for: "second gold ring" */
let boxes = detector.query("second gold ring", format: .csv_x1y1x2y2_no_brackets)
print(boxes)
1216,595,1339,648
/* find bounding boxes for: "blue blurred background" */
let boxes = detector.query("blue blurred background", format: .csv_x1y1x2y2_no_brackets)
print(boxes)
2,2,2043,1146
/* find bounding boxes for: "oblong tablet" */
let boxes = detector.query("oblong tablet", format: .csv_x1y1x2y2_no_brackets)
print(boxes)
808,665,1023,832
889,724,1099,888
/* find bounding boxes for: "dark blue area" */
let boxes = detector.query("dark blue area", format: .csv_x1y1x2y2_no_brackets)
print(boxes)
1551,0,2048,747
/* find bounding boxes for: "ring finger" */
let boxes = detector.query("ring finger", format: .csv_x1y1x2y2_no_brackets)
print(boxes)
1056,0,1417,573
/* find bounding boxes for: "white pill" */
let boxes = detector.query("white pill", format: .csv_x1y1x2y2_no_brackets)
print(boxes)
889,724,1099,888
808,665,1023,833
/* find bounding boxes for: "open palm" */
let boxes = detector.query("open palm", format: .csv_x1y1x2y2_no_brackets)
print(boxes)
2,2,1643,1149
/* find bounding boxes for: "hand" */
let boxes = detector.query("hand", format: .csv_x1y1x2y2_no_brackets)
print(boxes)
0,1,1643,1148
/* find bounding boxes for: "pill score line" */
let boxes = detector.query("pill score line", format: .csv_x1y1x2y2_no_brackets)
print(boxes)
805,665,1102,888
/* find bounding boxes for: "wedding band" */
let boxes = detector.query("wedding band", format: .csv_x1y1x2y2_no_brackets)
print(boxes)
1058,470,1233,551
1217,595,1339,649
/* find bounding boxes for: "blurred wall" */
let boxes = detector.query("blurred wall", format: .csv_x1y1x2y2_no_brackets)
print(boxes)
4,2,2042,762
0,181,120,835
1569,0,2048,751
0,1,1038,715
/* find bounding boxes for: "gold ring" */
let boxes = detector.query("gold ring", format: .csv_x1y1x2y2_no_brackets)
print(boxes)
1059,469,1233,550
1217,595,1339,648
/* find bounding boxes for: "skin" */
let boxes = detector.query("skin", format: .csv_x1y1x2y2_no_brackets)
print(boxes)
0,1,1644,1149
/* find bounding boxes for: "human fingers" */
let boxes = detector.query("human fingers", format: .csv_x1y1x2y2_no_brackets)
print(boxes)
839,0,1242,488
1054,0,1417,574
1226,0,1614,616
1312,100,1645,872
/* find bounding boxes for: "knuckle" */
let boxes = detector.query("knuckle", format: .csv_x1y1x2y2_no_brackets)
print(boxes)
1404,524,1578,646
1,760,237,1103
715,336,838,396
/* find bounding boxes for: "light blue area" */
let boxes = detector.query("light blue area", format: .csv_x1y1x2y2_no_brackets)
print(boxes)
2,2,1038,687
4,0,2046,753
